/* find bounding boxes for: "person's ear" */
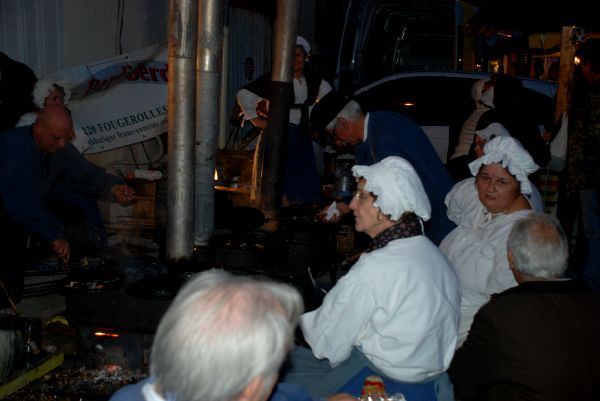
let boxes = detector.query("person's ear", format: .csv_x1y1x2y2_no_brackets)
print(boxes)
238,377,263,401
238,376,275,401
507,249,522,283
337,116,349,131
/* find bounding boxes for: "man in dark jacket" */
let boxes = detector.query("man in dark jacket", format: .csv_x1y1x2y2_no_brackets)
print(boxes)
309,91,455,245
0,106,135,308
449,212,600,401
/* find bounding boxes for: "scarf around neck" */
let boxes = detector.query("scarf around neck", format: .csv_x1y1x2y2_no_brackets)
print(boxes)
365,212,423,253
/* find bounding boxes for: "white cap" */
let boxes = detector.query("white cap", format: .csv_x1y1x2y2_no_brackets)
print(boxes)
296,36,311,55
352,156,431,221
468,136,539,194
470,79,486,101
32,78,71,108
475,122,512,142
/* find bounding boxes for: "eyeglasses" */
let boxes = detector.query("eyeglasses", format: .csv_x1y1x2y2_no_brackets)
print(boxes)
353,190,372,200
476,173,512,189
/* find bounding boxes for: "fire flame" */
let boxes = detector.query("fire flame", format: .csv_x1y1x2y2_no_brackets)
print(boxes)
94,331,120,338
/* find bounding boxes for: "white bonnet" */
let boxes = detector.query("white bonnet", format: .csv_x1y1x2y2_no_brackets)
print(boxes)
479,85,494,108
352,156,431,221
468,136,539,194
296,36,311,55
470,79,486,101
32,78,71,108
475,122,511,142
471,79,494,108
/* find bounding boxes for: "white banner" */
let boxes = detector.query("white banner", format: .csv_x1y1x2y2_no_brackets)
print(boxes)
48,42,168,154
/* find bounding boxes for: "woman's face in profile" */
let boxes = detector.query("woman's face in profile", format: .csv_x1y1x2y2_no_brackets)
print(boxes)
350,179,384,238
475,163,520,214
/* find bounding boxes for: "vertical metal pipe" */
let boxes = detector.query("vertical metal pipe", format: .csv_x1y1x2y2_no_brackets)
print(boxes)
165,0,198,261
194,0,224,245
259,0,299,224
218,6,230,149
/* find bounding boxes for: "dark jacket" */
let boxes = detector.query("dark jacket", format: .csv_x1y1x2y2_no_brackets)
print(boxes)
449,279,600,401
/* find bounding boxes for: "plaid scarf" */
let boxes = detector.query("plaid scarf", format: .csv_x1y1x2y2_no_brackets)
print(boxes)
365,212,423,253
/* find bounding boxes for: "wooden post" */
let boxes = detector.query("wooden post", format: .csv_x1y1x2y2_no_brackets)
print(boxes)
555,26,578,121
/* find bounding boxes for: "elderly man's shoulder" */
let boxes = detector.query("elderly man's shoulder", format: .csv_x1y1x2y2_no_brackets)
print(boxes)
270,383,324,401
481,279,600,319
108,376,151,401
0,124,30,139
0,125,33,151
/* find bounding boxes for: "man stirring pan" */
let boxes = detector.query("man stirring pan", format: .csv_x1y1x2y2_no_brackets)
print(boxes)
0,105,135,309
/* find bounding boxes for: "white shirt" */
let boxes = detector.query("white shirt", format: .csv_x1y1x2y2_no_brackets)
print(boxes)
236,77,332,125
440,178,533,346
301,235,460,382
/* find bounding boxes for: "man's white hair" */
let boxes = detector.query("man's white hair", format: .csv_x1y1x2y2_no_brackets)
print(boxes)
151,269,303,401
325,100,363,130
507,213,569,279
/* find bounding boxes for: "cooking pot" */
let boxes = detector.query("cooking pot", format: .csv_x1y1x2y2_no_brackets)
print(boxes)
58,269,124,294
0,316,26,379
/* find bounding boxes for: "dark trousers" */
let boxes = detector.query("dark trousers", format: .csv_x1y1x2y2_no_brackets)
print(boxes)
0,205,27,309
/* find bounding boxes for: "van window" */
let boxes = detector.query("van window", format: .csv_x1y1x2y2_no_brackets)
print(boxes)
362,9,454,82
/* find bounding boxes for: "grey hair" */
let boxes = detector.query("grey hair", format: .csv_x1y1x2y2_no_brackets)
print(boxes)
151,269,303,401
507,213,569,279
326,100,363,130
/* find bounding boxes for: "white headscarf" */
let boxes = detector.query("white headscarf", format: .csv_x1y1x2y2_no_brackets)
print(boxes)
475,122,512,142
352,156,431,221
296,36,311,55
468,136,539,194
471,79,494,108
32,78,71,108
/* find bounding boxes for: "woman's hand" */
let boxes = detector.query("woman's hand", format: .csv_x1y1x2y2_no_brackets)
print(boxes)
319,201,350,223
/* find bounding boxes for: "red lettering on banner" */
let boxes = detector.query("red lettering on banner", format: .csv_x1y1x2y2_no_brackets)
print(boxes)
83,62,169,96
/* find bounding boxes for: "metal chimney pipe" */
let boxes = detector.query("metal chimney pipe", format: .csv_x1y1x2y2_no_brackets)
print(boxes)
259,0,299,225
165,0,198,261
194,0,224,245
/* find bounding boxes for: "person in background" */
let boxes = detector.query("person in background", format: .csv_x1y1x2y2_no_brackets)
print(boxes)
17,78,89,153
449,212,600,401
309,91,455,245
447,78,495,181
0,105,135,304
109,269,355,401
236,36,332,205
440,136,539,346
476,74,550,169
564,39,600,292
281,156,460,401
0,51,37,134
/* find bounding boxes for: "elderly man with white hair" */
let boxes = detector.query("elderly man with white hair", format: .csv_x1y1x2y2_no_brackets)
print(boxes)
440,136,540,346
110,269,354,401
280,156,460,401
449,212,600,401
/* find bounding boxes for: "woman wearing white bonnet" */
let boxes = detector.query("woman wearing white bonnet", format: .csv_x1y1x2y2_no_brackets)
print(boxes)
282,156,460,401
450,78,495,161
15,78,88,153
440,136,539,347
447,78,495,181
